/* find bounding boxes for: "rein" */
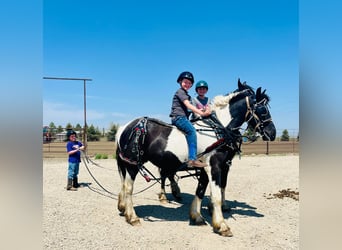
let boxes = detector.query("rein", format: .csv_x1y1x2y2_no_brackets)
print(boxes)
81,152,163,196
81,152,118,198
194,114,243,157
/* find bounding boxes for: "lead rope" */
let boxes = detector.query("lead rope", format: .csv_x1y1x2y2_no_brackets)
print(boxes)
81,151,117,197
82,151,164,196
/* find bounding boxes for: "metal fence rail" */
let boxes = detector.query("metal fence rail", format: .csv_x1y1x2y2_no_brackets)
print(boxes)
43,140,299,158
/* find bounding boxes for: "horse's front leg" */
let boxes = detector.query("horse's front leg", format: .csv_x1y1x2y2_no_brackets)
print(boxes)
208,153,233,237
189,170,208,225
221,159,232,212
210,181,232,236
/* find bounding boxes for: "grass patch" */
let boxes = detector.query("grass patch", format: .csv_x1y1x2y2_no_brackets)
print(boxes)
94,153,109,159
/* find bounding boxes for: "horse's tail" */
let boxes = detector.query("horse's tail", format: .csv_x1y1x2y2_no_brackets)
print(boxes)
115,123,127,153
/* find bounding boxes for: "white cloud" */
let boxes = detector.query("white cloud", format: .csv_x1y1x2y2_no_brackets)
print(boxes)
110,112,129,118
43,101,106,127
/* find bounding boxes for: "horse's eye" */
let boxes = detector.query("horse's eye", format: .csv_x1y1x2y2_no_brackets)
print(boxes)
257,106,269,117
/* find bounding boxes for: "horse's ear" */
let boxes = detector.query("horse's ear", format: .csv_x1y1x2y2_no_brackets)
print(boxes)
262,89,267,95
238,78,242,90
256,87,261,99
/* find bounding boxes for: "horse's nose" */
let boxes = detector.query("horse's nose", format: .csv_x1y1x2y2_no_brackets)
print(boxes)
263,123,276,141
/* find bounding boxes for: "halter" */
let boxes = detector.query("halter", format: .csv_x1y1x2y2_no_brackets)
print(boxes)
245,96,273,139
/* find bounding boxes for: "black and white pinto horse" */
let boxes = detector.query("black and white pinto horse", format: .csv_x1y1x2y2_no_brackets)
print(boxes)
116,79,276,237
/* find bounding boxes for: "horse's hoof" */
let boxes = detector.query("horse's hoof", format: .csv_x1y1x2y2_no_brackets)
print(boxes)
130,219,141,226
189,216,207,226
160,198,168,204
127,217,141,226
220,229,233,237
158,193,168,204
214,225,233,237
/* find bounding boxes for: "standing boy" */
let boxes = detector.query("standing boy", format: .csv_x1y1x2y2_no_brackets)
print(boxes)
66,130,85,191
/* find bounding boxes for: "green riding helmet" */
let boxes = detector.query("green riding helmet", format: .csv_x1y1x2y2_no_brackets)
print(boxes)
195,80,208,91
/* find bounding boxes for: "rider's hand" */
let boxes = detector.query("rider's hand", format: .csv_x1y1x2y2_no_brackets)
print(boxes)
202,108,211,117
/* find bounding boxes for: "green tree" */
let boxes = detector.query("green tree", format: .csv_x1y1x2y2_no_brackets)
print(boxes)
49,122,56,129
57,125,64,133
48,122,57,135
87,124,101,141
107,123,119,141
242,127,258,142
281,129,290,141
75,123,82,131
66,123,73,130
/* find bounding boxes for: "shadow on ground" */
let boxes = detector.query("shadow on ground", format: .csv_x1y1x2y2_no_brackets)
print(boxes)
133,193,264,224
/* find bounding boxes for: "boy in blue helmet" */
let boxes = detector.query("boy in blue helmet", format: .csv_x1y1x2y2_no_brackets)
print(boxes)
192,80,210,118
170,71,211,168
66,130,85,191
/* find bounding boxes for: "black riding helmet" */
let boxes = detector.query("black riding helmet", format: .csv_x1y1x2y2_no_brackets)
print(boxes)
177,71,194,84
66,130,77,140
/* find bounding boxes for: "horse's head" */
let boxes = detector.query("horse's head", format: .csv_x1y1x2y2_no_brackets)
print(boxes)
211,79,276,141
246,87,276,141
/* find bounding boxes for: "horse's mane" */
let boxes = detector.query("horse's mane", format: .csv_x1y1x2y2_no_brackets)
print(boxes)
256,88,270,103
212,82,254,108
211,79,270,109
212,92,246,108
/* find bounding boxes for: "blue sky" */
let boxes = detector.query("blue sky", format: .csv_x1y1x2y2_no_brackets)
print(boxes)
43,0,298,137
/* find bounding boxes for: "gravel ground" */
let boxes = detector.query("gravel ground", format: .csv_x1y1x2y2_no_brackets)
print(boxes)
43,154,299,249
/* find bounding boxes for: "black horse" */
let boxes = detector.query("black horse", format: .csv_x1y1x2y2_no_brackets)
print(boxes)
116,79,276,236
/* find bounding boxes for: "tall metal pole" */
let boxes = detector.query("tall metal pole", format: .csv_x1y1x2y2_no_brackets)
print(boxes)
83,79,87,151
43,77,92,150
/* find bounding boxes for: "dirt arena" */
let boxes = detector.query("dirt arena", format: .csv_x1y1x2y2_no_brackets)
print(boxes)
43,154,299,249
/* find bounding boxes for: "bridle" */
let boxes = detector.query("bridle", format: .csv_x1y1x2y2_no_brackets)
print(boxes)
245,95,273,139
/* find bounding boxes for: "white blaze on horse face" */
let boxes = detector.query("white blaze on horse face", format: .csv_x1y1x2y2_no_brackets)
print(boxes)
165,129,189,161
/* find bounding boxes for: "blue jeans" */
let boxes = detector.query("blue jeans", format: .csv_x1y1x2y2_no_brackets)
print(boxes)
172,116,197,160
68,162,79,179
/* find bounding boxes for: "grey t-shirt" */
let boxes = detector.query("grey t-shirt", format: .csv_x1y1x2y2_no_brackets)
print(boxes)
170,88,191,119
